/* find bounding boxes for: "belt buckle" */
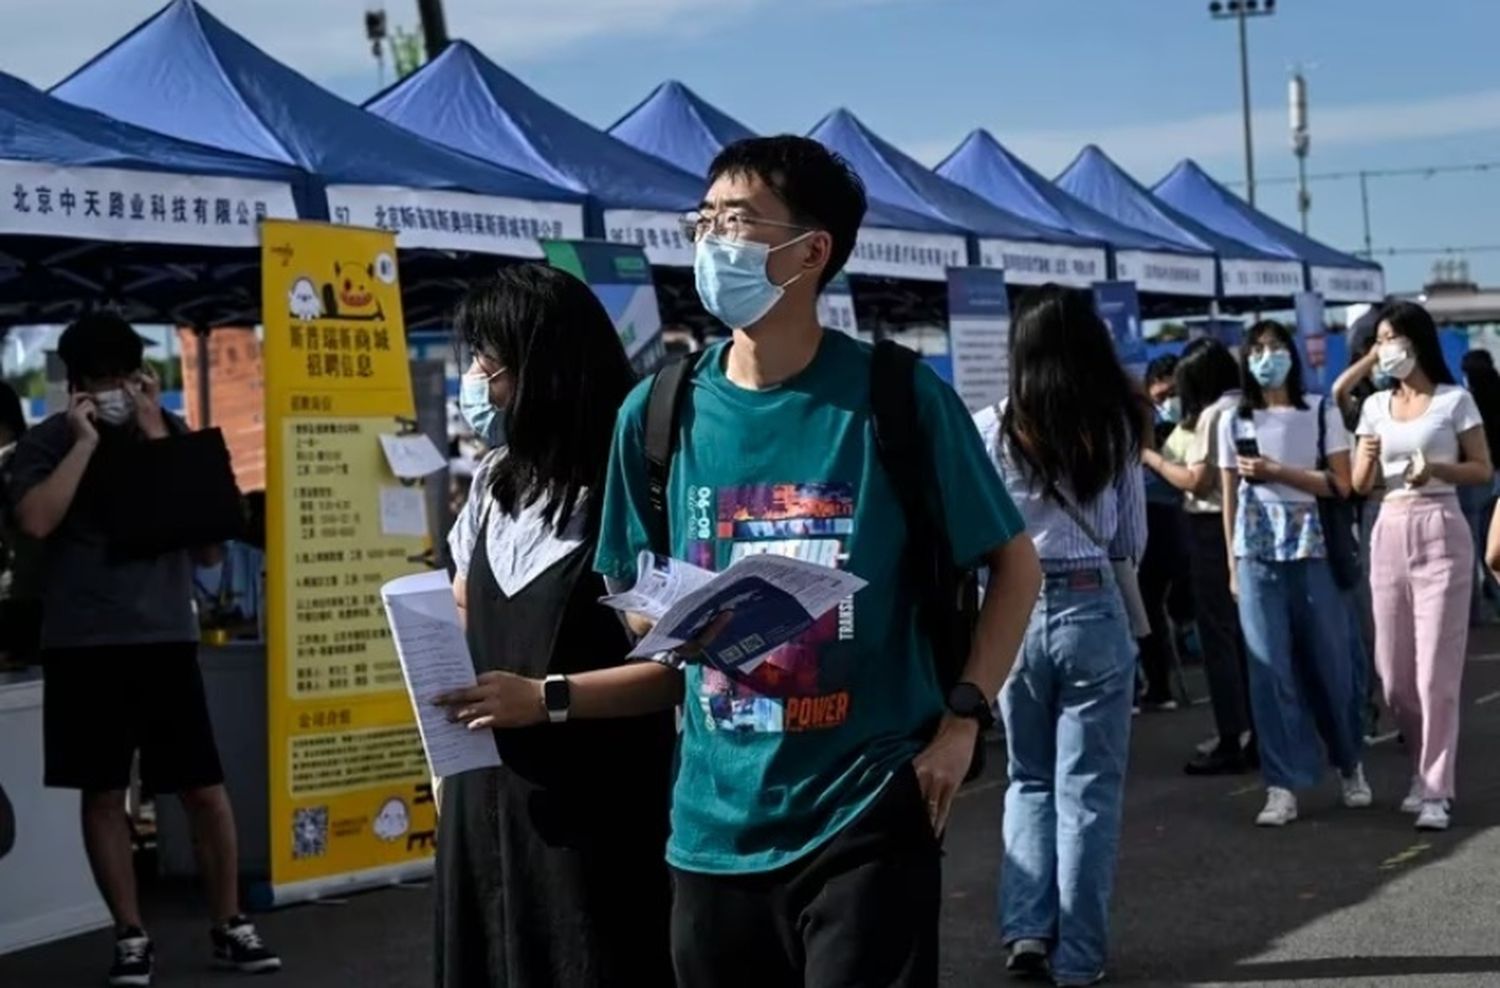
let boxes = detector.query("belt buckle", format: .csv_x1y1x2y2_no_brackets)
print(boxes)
1067,569,1104,591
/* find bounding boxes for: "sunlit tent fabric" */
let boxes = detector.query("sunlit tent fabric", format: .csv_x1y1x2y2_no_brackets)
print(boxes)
0,70,305,326
1153,160,1385,304
366,42,703,267
1056,146,1305,304
51,0,584,259
611,82,969,283
937,130,1216,299
811,110,1108,288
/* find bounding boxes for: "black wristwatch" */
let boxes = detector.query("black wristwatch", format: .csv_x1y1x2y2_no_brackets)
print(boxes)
543,675,571,724
946,681,996,730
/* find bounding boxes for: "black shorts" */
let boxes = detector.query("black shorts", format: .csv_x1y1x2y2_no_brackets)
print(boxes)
670,763,941,988
43,642,224,794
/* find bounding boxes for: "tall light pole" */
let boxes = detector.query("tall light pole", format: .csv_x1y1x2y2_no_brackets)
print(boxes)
1209,0,1277,208
415,0,449,59
1290,70,1310,233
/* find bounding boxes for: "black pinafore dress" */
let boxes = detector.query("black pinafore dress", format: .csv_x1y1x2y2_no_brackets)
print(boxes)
435,504,676,988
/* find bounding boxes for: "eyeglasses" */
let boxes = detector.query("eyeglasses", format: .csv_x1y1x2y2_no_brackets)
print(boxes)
679,210,813,244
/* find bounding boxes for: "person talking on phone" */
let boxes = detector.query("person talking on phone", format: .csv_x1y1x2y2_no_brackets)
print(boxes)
1218,320,1370,828
8,314,278,986
1353,301,1490,832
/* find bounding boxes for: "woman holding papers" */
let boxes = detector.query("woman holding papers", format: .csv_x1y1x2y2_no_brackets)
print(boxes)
972,285,1147,986
434,266,676,988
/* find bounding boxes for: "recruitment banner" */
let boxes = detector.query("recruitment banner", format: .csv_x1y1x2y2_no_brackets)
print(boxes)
260,220,435,905
543,239,665,373
947,266,1011,412
1093,280,1147,372
1295,290,1327,387
817,272,859,338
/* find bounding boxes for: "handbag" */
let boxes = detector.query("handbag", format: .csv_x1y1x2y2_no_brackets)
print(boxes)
1041,478,1153,639
1316,397,1361,591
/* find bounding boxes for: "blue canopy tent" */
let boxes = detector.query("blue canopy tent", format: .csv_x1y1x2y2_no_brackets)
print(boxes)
0,69,305,328
937,130,1217,305
610,82,970,285
810,110,1109,289
366,42,704,268
1056,146,1306,310
1153,160,1385,304
51,0,585,272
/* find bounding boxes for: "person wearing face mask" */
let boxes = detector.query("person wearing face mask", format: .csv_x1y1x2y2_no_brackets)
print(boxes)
8,314,278,985
432,266,677,988
1353,301,1491,832
1135,355,1188,711
1459,349,1500,621
1218,320,1371,828
435,137,1043,988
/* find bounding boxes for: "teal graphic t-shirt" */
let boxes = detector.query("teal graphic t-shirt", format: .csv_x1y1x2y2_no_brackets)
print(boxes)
595,331,1024,874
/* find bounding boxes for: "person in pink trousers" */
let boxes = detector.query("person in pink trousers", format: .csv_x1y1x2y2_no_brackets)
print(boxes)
1353,300,1492,831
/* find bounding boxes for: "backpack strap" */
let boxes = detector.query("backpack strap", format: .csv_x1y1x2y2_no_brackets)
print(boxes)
643,354,696,554
870,340,924,523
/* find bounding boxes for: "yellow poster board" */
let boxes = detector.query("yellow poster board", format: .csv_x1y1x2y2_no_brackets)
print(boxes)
260,220,435,902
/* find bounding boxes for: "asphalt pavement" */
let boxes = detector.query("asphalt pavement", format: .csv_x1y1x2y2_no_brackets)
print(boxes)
8,631,1500,987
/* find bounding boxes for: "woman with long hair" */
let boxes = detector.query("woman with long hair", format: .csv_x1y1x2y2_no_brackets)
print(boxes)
1143,338,1255,773
1220,320,1370,827
1353,301,1491,831
1137,354,1187,711
974,284,1145,986
1459,348,1500,621
434,265,676,987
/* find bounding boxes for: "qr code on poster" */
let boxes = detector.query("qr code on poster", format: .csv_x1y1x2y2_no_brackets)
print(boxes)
292,806,329,859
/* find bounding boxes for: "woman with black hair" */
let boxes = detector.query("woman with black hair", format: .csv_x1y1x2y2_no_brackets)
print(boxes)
1353,301,1491,831
435,265,676,987
975,284,1145,986
1144,339,1255,773
1219,320,1370,827
1459,348,1500,621
1137,354,1187,710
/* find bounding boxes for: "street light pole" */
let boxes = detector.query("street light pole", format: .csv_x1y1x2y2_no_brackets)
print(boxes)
1290,71,1311,234
1210,0,1277,208
415,0,449,60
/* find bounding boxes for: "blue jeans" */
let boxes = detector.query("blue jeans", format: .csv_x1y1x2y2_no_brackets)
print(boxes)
999,570,1136,985
1237,557,1364,789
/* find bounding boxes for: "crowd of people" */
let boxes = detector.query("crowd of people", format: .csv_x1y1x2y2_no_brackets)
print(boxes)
3,133,1497,987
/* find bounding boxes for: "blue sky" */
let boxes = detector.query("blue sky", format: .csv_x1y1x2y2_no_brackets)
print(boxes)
8,0,1500,294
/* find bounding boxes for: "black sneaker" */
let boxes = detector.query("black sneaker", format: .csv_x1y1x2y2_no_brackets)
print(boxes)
1006,938,1050,979
1184,743,1251,776
109,928,154,987
211,916,282,974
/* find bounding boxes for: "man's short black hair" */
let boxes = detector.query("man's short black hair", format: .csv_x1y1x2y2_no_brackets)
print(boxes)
56,312,143,387
707,136,868,290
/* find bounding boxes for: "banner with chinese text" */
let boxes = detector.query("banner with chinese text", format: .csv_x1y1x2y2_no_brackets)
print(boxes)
947,267,1011,411
260,221,434,904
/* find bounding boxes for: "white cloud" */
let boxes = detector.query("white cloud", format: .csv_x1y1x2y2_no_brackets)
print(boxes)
1,0,774,90
909,87,1500,182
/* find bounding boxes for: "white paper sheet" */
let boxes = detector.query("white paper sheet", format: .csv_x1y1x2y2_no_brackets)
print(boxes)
379,433,448,479
612,553,866,670
380,571,501,777
599,551,716,620
379,485,429,537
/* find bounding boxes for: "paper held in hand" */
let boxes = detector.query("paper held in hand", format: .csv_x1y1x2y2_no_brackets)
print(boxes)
380,571,501,778
600,551,867,675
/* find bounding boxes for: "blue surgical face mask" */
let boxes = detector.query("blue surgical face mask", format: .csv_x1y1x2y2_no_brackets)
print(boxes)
694,232,813,329
459,373,507,448
1249,349,1293,389
1156,396,1182,425
1371,367,1396,390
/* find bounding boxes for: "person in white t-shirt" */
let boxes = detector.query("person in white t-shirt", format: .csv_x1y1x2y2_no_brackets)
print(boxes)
1218,320,1370,827
1353,301,1491,832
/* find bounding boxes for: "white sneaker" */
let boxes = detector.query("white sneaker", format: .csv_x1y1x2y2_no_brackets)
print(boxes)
1415,799,1451,831
1340,765,1373,808
1256,787,1298,826
1400,777,1425,814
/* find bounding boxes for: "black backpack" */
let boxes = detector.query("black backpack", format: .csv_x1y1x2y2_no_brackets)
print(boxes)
641,339,985,778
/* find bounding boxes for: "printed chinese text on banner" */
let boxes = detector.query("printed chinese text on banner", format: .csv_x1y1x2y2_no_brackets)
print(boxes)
947,267,1011,412
260,220,435,905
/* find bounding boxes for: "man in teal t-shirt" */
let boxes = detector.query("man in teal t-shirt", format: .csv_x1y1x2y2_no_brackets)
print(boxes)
437,136,1041,987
